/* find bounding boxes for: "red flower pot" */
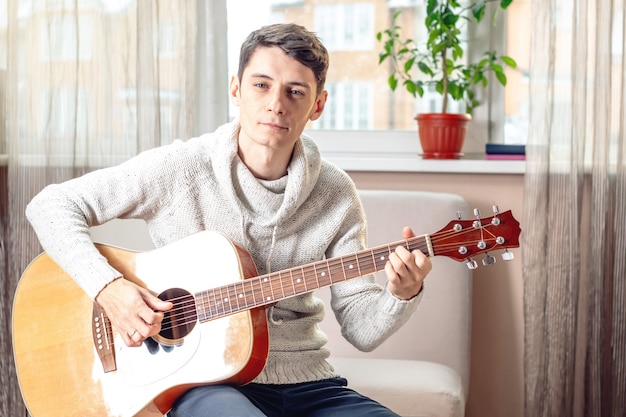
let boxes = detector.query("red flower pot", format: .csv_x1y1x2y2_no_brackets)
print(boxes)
415,113,471,159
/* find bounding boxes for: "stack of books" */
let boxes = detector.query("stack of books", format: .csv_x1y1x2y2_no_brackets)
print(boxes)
485,143,526,160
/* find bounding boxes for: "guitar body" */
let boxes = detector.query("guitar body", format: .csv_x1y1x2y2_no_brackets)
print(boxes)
12,231,269,417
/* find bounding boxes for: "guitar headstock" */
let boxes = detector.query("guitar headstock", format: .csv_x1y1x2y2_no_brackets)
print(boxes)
430,207,521,269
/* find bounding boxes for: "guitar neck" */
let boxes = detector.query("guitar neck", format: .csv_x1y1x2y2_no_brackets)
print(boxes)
194,234,432,322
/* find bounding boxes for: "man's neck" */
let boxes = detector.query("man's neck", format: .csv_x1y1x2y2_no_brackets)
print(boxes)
238,145,292,181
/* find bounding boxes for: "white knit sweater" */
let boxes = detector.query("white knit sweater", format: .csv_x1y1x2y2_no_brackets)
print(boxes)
26,119,422,384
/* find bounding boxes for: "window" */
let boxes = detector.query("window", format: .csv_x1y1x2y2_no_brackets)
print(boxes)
314,3,375,51
156,20,178,59
41,88,89,139
226,0,530,150
41,15,93,61
318,82,373,130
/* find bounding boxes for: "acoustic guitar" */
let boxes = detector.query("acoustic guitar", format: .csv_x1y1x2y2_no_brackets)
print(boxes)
12,209,520,417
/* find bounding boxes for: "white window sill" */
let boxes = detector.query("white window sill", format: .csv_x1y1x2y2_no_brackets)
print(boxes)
311,130,526,175
1,131,526,175
323,152,525,174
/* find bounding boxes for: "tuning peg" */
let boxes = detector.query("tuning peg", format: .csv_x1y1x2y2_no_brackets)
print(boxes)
466,259,478,270
501,249,515,261
489,204,501,225
482,253,496,266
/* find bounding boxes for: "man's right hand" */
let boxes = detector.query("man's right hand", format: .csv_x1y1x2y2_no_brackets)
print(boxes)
95,278,173,347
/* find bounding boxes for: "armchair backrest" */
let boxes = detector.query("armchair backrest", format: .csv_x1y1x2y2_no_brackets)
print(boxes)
316,189,472,396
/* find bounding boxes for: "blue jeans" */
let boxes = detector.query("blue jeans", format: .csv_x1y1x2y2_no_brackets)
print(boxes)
169,378,400,417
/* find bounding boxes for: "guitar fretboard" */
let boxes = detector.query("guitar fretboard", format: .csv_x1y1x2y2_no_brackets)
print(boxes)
194,234,431,322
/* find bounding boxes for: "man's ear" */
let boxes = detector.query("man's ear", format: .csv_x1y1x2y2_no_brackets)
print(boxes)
229,75,241,106
309,90,328,121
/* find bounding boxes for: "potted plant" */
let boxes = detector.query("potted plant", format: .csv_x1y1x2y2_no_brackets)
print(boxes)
377,0,517,159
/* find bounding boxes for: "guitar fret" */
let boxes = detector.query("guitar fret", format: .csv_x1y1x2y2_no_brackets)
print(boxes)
214,288,223,317
206,289,215,319
239,280,250,309
274,273,286,300
327,258,345,284
227,285,235,314
357,251,374,274
303,264,316,291
203,292,213,321
237,282,248,310
318,261,332,287
313,263,321,288
253,279,262,307
233,281,244,310
219,286,228,315
195,293,206,321
226,283,236,312
203,290,211,319
326,261,335,285
373,246,391,270
231,286,239,311
291,267,306,293
310,264,320,288
263,276,273,302
246,281,253,306
280,271,295,298
218,286,229,315
341,253,360,280
288,269,297,296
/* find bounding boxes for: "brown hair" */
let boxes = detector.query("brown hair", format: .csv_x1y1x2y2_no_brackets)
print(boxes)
237,23,329,94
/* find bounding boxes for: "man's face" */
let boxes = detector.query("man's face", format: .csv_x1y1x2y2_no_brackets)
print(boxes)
230,46,327,153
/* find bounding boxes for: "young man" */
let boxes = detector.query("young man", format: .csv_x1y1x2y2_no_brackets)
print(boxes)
26,23,431,416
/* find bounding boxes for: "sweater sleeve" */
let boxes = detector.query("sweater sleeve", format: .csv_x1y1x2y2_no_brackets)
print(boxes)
26,183,126,300
327,194,424,352
330,274,424,352
25,141,188,299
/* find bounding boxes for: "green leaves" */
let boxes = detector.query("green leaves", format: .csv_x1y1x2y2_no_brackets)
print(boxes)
501,55,517,68
472,0,486,21
376,1,517,114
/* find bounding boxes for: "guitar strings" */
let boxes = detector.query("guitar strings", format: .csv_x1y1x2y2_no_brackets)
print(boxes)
149,219,509,335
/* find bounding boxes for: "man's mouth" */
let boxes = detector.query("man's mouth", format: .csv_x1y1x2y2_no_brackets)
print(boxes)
261,122,288,131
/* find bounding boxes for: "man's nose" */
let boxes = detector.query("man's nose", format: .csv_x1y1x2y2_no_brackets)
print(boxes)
267,89,286,115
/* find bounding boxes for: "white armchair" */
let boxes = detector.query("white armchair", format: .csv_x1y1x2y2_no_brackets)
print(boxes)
316,189,472,417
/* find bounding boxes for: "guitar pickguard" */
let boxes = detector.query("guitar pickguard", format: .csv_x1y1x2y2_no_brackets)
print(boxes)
92,312,252,417
110,330,201,387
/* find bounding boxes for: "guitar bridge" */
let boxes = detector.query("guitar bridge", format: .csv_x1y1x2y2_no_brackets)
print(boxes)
92,302,117,373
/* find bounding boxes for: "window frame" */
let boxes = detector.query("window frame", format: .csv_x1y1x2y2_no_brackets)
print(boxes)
222,0,511,156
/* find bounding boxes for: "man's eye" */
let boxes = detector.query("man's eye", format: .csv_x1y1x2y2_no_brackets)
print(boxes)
254,82,268,88
291,89,304,96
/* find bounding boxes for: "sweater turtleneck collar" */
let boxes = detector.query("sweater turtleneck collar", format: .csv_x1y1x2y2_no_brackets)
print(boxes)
209,118,322,225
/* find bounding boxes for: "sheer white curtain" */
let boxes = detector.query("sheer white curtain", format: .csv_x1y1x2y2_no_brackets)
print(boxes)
0,1,228,415
523,0,626,416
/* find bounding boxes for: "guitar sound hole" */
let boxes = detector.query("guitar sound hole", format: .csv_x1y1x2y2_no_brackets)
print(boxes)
157,288,197,345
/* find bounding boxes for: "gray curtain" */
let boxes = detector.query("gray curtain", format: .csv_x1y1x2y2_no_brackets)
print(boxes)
0,0,231,415
523,0,626,416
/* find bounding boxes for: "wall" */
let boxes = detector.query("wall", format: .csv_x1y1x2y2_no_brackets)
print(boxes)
347,171,525,417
